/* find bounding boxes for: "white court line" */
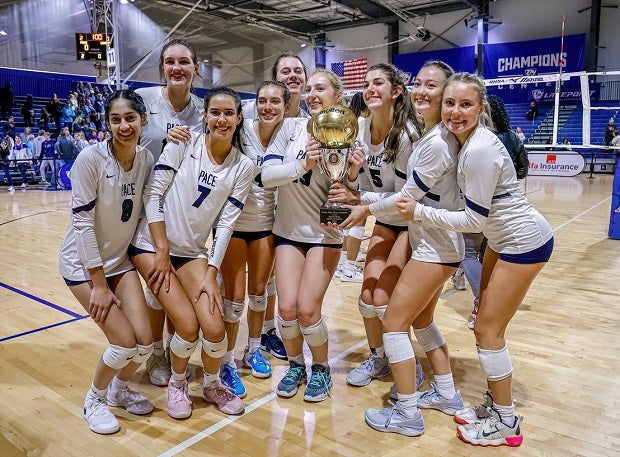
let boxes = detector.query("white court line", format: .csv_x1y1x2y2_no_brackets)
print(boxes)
552,196,611,233
159,339,368,457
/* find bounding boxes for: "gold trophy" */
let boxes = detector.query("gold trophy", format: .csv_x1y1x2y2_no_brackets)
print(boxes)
312,105,359,224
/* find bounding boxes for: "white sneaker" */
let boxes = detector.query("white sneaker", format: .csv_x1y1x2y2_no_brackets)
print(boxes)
107,387,153,415
356,252,367,262
449,266,466,290
83,391,119,435
146,350,171,386
7,186,14,192
20,182,27,188
340,265,364,283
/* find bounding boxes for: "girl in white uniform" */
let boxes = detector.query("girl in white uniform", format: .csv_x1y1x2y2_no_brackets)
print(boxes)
261,70,360,402
342,61,466,437
135,39,205,387
401,73,553,447
130,87,254,419
328,63,422,390
58,90,154,435
218,81,297,397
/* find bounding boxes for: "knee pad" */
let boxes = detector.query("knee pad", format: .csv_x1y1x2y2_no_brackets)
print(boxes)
144,287,163,310
413,322,446,353
248,293,268,312
277,315,301,340
342,228,350,236
170,332,199,358
222,299,245,323
478,345,513,381
202,335,228,359
102,344,137,370
266,276,276,296
300,318,328,347
358,296,376,319
348,224,365,239
132,343,154,365
375,305,387,322
383,332,414,364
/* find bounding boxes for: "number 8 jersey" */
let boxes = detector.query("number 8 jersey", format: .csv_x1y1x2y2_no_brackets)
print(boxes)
59,141,154,281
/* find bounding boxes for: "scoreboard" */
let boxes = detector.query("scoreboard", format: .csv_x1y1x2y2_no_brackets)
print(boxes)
75,33,110,61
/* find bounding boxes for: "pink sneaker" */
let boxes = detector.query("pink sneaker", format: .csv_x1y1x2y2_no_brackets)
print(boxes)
202,383,244,415
167,379,192,419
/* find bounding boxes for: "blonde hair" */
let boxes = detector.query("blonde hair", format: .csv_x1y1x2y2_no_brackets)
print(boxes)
307,69,344,101
444,72,493,130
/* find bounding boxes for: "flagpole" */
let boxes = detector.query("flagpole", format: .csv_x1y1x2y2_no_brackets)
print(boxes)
552,14,566,147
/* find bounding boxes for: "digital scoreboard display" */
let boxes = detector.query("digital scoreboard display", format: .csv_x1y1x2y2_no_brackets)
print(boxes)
75,33,110,61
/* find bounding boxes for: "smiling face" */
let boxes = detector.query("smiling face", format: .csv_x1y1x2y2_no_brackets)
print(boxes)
305,72,341,116
411,65,448,125
107,98,147,147
441,81,484,144
275,56,306,96
205,94,242,141
362,69,402,111
162,44,198,89
256,84,288,127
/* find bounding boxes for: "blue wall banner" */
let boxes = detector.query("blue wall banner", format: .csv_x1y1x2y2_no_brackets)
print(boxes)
394,46,476,80
483,34,585,79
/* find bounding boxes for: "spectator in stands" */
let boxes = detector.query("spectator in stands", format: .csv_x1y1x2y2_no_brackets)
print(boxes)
87,128,98,144
38,108,50,132
525,100,538,123
74,132,89,152
515,126,525,142
83,99,95,120
0,82,14,121
32,129,45,162
612,130,620,165
54,130,78,170
97,131,105,142
72,110,85,134
561,137,571,150
20,94,35,128
545,135,554,151
10,135,33,188
39,131,56,186
46,93,63,134
3,115,15,139
605,118,616,146
60,100,76,132
93,93,105,129
19,127,31,144
68,92,78,111
0,136,14,192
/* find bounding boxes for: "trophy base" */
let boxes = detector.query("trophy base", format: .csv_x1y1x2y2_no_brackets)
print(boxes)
320,204,351,225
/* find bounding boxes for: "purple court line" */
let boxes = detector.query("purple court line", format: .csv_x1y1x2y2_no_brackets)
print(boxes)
0,316,86,343
0,281,86,319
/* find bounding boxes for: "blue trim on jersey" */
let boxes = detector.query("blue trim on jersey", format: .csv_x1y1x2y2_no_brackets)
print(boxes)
395,168,407,180
426,192,440,202
499,237,554,264
465,197,489,217
492,192,512,200
412,170,430,193
154,164,176,172
72,199,96,214
263,153,283,162
228,196,244,210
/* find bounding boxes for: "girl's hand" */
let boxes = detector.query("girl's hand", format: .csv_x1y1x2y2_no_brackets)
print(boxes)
89,285,121,323
346,144,366,180
338,204,371,230
302,138,321,171
167,125,191,144
396,197,416,221
328,182,360,204
147,250,176,295
195,268,223,316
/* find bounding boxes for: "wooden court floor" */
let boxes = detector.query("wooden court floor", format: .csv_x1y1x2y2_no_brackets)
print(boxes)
0,173,619,457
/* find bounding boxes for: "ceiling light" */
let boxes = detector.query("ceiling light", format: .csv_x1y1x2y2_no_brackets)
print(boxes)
0,31,6,36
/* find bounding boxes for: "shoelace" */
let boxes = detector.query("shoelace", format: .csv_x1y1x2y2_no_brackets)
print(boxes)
89,397,109,417
308,370,331,397
284,366,305,382
170,382,188,403
383,403,405,428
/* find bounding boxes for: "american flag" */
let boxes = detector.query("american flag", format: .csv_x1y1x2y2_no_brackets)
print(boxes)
331,58,368,89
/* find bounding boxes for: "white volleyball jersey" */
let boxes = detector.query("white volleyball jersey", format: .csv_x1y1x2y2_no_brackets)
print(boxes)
414,124,553,254
356,116,417,227
371,123,464,263
261,119,343,245
59,141,154,281
136,86,204,162
133,132,254,269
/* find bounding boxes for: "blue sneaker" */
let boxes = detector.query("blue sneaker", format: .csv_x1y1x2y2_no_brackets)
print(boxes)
303,364,332,402
219,364,247,399
243,346,272,378
276,361,307,398
261,329,287,360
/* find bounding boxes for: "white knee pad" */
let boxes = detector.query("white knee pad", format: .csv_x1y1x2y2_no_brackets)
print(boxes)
413,322,446,353
358,296,376,319
102,344,137,370
383,332,414,364
222,299,245,323
300,318,328,347
277,315,301,340
132,343,154,365
144,287,163,310
248,293,268,312
375,305,387,321
478,346,513,381
266,276,276,296
170,333,199,358
342,228,350,236
202,335,228,359
348,224,365,239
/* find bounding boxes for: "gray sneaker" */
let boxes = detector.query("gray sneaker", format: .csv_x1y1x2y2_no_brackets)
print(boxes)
453,390,494,425
106,387,154,415
389,356,425,400
346,354,390,387
146,350,171,386
365,402,425,437
417,381,464,415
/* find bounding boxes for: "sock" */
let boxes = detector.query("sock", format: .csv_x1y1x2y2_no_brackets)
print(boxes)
90,383,107,399
289,353,305,365
262,319,275,334
248,337,261,352
109,376,129,392
493,401,516,424
370,346,385,358
434,373,456,399
203,370,220,387
153,339,165,355
338,251,347,268
221,350,234,367
171,368,186,382
345,259,356,271
397,392,418,417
